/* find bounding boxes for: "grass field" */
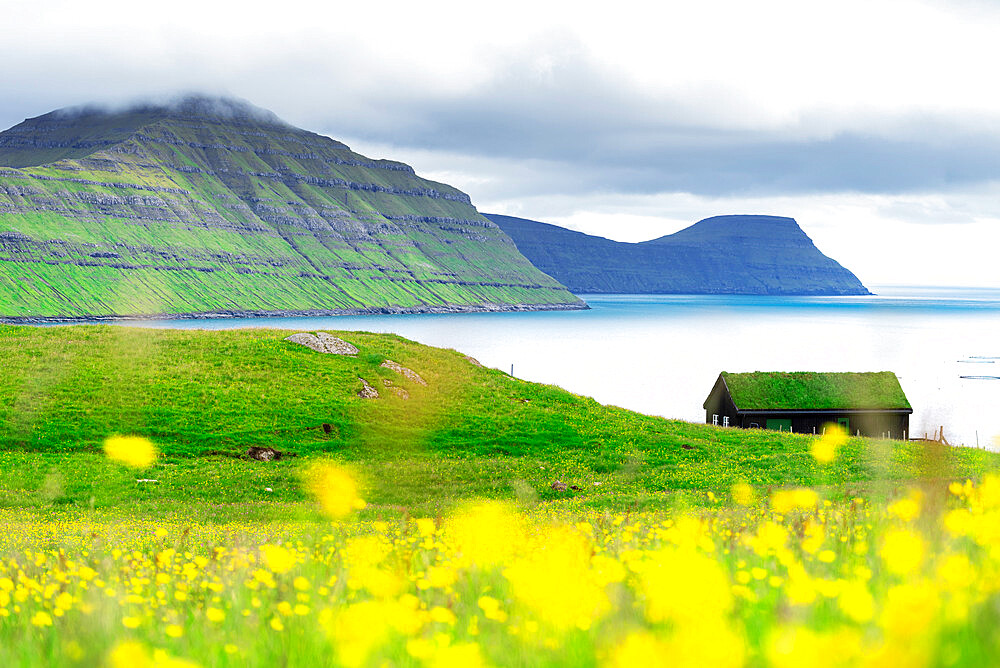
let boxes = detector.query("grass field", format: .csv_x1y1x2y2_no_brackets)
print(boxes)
1,325,999,666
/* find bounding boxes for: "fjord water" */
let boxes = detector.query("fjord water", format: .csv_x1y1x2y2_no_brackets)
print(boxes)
125,286,1000,449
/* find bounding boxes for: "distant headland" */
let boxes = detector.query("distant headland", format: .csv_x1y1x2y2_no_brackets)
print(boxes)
486,213,870,296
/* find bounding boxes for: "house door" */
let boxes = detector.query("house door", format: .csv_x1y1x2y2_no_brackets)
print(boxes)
837,418,850,432
766,419,793,432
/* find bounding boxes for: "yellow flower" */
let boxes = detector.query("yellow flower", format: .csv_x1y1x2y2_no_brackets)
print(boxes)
326,601,392,667
304,462,366,518
811,424,847,463
165,624,183,638
415,518,437,537
771,488,819,513
888,490,922,523
206,607,225,622
260,544,296,574
430,642,484,668
122,616,142,629
108,641,151,668
478,596,508,622
880,582,939,639
407,638,436,660
767,626,862,668
607,632,671,668
880,529,925,576
429,606,457,625
936,553,976,590
637,547,731,625
837,580,875,622
103,435,158,469
30,611,53,627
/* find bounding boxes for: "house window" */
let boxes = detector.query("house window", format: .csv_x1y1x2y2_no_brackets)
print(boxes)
713,414,718,426
723,416,730,427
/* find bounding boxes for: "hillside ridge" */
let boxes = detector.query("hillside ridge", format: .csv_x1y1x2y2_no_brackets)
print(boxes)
0,96,583,319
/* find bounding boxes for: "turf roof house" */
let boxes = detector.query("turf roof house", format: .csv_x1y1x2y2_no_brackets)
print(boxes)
704,371,912,438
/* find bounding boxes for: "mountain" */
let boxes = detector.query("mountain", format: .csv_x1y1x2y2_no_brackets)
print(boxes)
0,96,583,320
485,213,870,295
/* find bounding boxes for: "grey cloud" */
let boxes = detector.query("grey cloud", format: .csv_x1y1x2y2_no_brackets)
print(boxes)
3,42,1000,200
299,49,1000,198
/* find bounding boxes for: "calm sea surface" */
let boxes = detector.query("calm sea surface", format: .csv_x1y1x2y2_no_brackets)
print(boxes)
95,286,1000,448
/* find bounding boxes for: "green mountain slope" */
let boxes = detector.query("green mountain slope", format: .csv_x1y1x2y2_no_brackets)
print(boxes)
486,213,870,295
0,97,583,319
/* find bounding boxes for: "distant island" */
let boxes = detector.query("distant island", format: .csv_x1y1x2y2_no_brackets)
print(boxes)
486,213,870,296
0,95,583,321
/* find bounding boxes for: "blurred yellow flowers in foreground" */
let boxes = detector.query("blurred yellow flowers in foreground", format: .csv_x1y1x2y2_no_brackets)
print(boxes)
304,462,367,518
5,474,1000,667
811,423,847,463
103,435,158,469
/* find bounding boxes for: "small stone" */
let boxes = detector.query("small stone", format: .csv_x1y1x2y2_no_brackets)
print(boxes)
551,481,568,492
247,446,284,461
358,377,379,399
380,360,427,385
315,332,359,355
284,332,358,355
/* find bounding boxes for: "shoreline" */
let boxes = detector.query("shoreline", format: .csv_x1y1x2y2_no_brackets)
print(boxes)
0,301,590,325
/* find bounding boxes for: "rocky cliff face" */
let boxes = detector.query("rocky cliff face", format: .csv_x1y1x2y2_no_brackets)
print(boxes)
486,213,870,295
0,96,583,319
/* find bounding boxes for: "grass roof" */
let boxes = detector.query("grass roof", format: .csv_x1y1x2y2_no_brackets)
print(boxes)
721,371,911,411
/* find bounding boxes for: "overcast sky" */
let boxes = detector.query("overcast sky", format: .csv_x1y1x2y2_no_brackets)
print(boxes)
2,0,999,287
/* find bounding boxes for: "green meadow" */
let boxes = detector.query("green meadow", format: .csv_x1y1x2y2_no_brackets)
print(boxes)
0,324,995,517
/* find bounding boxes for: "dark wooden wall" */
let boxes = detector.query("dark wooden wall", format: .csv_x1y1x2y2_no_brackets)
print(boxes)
735,412,909,439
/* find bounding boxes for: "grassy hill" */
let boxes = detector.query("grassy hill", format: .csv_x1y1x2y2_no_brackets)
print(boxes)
1,325,994,515
0,97,581,319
